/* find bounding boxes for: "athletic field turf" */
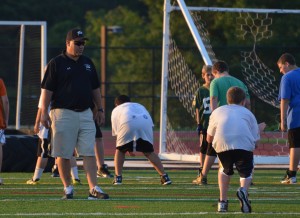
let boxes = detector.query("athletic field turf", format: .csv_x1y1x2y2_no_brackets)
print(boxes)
0,168,299,217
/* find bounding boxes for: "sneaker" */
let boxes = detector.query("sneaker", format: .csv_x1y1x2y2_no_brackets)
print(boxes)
26,178,40,185
72,179,82,185
62,186,74,200
192,172,207,185
51,164,60,178
97,164,113,178
160,173,172,185
0,178,3,185
192,176,201,184
113,175,122,185
217,200,228,212
236,187,251,213
88,186,109,200
281,175,297,184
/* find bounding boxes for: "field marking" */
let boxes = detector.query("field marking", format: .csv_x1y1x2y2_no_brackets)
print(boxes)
1,197,300,201
1,212,300,216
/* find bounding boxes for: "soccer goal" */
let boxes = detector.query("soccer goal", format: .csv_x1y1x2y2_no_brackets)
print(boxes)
159,0,300,164
0,21,47,130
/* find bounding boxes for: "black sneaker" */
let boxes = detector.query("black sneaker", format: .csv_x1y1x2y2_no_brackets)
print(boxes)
97,164,113,178
160,173,172,185
236,187,251,213
217,200,228,212
113,175,122,185
88,186,109,200
51,164,60,178
61,186,73,200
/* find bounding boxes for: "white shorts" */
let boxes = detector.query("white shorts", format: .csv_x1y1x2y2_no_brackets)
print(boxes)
50,108,96,159
0,129,5,145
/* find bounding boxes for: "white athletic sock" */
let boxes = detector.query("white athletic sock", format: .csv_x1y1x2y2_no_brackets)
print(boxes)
92,185,104,193
33,168,44,180
64,185,73,194
70,166,79,180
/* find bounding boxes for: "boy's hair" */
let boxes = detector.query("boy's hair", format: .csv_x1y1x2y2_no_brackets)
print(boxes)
201,65,212,77
227,86,246,105
115,95,131,106
277,53,296,65
212,60,228,73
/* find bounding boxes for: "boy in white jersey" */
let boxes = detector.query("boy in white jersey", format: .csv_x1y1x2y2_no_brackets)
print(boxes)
111,95,171,185
207,87,265,213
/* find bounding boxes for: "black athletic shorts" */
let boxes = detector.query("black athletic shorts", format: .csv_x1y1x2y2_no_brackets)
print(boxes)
37,129,51,158
95,121,102,139
288,127,300,148
217,149,254,178
200,133,217,156
117,138,154,153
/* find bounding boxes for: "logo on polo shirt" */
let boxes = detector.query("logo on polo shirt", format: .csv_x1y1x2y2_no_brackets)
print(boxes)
84,64,91,71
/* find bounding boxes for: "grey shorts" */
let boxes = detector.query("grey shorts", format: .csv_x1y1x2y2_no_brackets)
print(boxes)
50,108,96,159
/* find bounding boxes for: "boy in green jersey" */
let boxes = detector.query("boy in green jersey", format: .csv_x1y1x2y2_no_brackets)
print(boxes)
192,65,216,185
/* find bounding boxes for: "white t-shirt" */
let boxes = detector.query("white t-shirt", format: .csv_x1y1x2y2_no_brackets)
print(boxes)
111,102,154,147
207,104,259,153
37,95,50,139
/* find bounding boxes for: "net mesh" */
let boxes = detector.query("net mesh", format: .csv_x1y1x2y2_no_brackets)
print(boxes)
163,6,292,161
237,13,279,108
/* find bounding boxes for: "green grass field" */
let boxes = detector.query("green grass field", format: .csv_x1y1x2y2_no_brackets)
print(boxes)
0,168,300,217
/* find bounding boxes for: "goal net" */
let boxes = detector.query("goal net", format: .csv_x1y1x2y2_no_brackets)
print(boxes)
0,21,47,130
159,0,300,164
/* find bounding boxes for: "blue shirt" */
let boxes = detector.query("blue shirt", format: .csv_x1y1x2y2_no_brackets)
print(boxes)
278,68,300,129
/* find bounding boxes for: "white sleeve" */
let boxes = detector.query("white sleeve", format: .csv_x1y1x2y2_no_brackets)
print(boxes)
111,109,117,136
250,114,260,142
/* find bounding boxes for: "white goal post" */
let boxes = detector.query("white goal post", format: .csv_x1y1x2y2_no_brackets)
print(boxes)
159,0,300,164
0,21,47,129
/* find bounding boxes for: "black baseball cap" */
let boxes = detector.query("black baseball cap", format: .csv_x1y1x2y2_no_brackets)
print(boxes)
66,28,88,41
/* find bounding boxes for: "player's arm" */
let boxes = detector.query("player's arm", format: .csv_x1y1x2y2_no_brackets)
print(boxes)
40,89,52,129
245,98,251,110
206,134,213,144
210,96,218,111
1,95,9,128
34,108,42,134
280,98,289,132
92,88,105,126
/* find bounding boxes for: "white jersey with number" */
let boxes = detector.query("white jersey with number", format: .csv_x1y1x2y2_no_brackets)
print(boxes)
207,104,259,153
111,102,154,147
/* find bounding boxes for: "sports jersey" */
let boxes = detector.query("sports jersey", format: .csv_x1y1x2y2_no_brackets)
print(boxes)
193,86,211,129
207,104,259,153
0,79,7,129
41,51,100,111
111,102,154,147
210,76,250,107
278,68,300,129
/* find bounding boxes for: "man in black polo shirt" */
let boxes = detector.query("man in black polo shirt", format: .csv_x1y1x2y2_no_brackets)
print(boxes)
40,28,109,200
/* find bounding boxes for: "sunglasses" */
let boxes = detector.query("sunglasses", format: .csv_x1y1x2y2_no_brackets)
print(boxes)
74,41,85,46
